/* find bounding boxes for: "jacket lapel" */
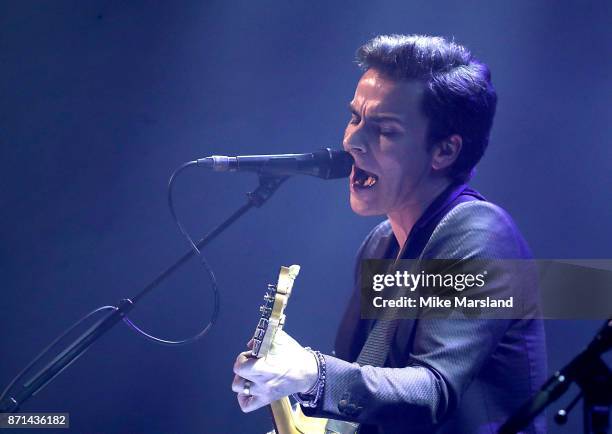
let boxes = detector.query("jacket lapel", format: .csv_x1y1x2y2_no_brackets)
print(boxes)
335,223,395,362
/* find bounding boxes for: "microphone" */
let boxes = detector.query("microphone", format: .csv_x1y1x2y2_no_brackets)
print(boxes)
195,148,354,179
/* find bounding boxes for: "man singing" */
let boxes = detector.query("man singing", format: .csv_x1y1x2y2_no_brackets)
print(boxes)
232,34,546,434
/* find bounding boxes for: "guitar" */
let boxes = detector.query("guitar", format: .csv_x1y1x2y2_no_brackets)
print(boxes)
250,265,358,434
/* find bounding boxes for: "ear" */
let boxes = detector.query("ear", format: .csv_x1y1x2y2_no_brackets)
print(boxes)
431,134,462,171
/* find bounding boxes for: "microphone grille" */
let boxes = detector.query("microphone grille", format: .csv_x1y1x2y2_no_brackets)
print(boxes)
319,148,354,179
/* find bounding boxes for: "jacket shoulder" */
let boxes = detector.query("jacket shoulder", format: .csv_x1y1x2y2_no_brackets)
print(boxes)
423,201,532,259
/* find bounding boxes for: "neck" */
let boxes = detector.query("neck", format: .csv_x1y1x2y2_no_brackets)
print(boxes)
388,178,454,248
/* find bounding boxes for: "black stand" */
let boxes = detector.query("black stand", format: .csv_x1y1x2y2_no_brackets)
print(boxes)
581,357,611,434
499,319,612,434
0,175,288,413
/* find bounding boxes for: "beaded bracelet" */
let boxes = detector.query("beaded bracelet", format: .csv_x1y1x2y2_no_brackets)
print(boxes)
293,348,326,408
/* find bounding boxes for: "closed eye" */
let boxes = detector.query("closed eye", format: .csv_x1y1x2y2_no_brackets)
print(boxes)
380,128,400,137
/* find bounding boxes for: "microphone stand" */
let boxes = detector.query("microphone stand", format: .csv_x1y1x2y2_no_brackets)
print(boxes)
499,319,612,434
0,175,288,413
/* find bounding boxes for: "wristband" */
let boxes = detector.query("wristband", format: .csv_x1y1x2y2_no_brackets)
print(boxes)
293,348,326,408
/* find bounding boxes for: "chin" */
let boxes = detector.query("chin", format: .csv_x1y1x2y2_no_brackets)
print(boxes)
350,198,384,216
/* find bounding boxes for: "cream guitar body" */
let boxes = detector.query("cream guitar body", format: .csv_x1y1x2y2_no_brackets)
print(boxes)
251,265,358,434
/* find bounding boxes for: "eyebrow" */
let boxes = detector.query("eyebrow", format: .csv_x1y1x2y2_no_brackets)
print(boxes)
348,103,404,123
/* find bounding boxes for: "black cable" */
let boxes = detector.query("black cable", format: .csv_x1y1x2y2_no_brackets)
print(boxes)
0,306,118,403
121,161,220,345
0,163,288,412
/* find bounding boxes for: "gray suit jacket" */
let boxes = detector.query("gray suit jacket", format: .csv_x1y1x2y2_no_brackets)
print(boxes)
304,201,547,434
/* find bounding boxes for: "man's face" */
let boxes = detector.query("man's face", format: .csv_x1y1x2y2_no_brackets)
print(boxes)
343,68,434,216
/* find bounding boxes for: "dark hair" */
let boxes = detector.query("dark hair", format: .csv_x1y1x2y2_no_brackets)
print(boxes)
356,34,497,182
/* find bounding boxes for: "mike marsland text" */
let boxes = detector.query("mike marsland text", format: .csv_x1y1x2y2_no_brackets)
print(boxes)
372,296,514,309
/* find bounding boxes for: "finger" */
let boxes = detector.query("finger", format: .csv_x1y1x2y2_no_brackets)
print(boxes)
237,349,253,360
246,338,254,350
231,375,258,395
234,353,273,379
237,392,269,413
231,375,244,393
233,351,257,376
237,393,255,412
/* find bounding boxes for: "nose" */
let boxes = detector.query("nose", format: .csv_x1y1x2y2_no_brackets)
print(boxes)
343,124,368,155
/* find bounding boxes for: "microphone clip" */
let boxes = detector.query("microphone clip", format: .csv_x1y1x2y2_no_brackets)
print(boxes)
247,175,289,208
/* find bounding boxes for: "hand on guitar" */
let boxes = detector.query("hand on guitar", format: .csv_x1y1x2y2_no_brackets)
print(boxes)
232,330,318,413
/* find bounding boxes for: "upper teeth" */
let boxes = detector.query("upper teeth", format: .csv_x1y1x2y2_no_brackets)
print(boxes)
363,176,376,187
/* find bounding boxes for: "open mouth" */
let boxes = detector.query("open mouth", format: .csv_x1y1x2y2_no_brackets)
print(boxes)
352,166,379,189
